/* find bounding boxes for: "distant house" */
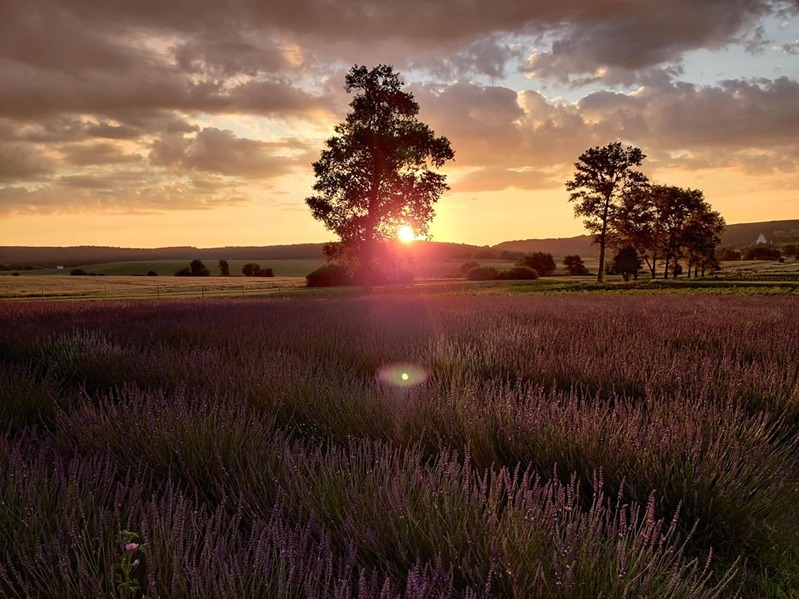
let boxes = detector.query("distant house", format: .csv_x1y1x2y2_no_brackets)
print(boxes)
756,234,767,245
56,265,65,270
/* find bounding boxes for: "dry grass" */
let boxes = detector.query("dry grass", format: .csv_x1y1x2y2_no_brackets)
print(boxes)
0,275,305,301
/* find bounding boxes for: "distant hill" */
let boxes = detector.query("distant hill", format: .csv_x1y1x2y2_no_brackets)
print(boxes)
2,219,796,268
719,220,799,249
491,235,599,258
0,244,330,268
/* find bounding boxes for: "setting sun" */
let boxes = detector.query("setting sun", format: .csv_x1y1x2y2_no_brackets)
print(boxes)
397,225,416,243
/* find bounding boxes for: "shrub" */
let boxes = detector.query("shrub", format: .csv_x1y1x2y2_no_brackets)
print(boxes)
70,268,89,276
744,246,781,260
516,252,556,276
306,264,352,287
717,247,742,261
563,255,590,276
498,266,539,280
466,266,499,281
243,265,275,277
459,261,480,277
174,267,192,276
146,271,158,277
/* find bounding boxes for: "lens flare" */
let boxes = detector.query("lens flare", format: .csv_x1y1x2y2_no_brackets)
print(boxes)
376,362,429,388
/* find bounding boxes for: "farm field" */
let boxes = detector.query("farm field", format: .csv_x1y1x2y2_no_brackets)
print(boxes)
0,275,306,301
1,293,797,597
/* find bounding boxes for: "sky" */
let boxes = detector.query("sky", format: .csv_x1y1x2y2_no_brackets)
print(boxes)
1,0,798,248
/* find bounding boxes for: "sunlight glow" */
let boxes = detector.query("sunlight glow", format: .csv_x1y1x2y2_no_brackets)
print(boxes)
397,225,415,243
376,363,429,388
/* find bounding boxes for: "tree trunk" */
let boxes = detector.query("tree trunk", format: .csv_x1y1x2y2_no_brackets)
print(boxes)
597,196,611,283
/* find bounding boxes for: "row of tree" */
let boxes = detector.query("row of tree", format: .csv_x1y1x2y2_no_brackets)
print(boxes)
302,64,727,287
566,143,725,282
175,260,275,277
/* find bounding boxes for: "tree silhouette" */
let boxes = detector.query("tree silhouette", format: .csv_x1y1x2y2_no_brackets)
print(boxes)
563,255,589,276
516,252,556,276
306,64,454,286
566,142,648,282
190,259,210,277
218,259,230,276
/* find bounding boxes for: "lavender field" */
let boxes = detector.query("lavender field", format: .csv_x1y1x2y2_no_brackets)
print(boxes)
1,294,797,597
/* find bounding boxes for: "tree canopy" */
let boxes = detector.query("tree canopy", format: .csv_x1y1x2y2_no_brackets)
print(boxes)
306,64,454,285
565,142,649,282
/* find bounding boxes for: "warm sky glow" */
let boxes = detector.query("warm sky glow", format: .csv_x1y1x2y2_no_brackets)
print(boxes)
0,0,797,248
397,225,416,243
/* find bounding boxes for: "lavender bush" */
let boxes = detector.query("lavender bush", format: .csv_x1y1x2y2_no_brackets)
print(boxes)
1,293,797,597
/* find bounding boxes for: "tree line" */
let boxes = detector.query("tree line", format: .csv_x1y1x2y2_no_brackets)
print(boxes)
566,143,725,283
174,260,275,277
304,65,729,287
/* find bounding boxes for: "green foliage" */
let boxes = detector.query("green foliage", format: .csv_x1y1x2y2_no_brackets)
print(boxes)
516,251,556,276
306,64,454,284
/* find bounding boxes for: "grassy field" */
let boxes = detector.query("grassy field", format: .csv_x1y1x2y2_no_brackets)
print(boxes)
1,293,797,597
2,270,798,302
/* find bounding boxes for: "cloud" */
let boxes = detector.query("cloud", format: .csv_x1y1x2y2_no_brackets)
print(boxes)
61,142,144,166
149,127,307,178
0,144,57,182
0,0,797,216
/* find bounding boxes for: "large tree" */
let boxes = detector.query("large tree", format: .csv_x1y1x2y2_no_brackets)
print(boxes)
566,142,648,282
306,64,454,285
613,185,724,278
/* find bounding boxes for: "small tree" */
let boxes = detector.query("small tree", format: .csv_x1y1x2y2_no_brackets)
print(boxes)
190,259,210,277
566,142,648,282
516,252,556,276
612,246,642,281
219,259,230,276
563,255,589,276
242,263,260,277
306,64,454,287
